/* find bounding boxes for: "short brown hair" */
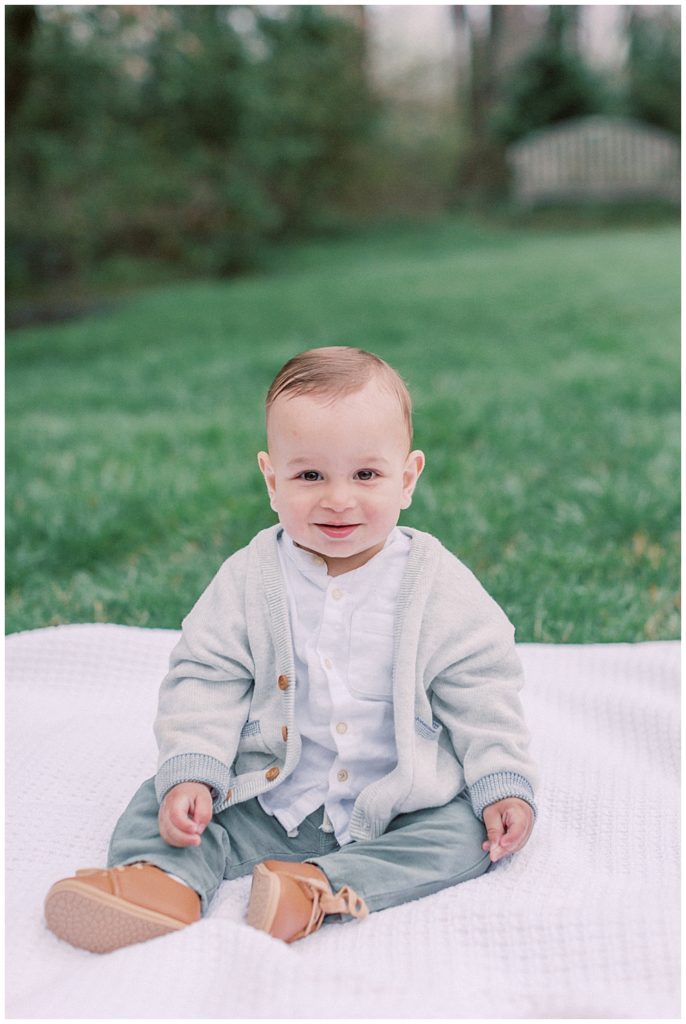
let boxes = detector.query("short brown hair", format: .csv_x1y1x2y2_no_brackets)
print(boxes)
266,346,413,441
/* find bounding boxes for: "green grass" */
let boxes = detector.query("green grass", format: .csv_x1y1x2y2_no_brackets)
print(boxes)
6,215,680,642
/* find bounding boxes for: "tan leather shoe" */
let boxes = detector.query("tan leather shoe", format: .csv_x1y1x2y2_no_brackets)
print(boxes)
44,863,201,953
246,859,368,943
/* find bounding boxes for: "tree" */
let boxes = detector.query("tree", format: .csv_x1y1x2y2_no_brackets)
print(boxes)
450,5,613,201
254,6,373,232
450,4,510,200
625,6,680,136
490,5,604,144
5,4,39,133
6,6,124,286
6,5,375,292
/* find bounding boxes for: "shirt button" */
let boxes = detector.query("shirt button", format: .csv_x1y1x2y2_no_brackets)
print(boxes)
324,658,333,670
335,722,348,734
331,588,344,601
265,767,280,781
337,769,349,782
277,675,289,690
281,725,288,741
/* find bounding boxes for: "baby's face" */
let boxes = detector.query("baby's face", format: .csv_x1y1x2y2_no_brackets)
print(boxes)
258,380,425,575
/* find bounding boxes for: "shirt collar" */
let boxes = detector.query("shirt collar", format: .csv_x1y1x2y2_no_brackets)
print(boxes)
279,527,403,585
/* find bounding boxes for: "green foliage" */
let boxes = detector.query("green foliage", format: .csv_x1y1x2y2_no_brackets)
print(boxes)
6,5,374,290
491,30,605,143
489,6,680,147
6,8,119,287
625,10,680,136
251,8,373,232
6,217,680,643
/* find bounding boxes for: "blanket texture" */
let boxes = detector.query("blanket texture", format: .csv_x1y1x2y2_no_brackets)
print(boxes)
6,624,680,1019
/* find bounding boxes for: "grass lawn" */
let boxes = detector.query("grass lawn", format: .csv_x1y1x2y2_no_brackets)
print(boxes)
6,215,680,642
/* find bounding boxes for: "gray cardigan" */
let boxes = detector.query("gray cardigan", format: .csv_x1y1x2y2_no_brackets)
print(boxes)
154,525,538,841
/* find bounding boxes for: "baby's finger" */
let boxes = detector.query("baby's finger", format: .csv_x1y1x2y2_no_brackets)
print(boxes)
159,804,202,846
191,793,213,831
482,839,501,861
482,805,504,839
500,809,533,853
169,801,203,835
482,809,506,861
161,818,202,848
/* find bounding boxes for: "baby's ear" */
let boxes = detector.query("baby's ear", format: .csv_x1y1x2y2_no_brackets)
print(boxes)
257,452,278,511
401,450,425,509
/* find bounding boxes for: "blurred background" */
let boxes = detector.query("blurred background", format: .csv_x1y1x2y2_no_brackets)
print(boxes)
5,4,681,643
6,3,680,308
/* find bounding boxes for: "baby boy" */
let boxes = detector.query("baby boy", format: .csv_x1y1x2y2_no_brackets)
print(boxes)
45,346,537,952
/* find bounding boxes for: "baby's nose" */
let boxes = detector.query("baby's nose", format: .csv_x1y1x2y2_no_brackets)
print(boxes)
322,483,354,510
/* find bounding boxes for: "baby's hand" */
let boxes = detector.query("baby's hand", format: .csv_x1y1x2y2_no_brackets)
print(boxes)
482,797,534,863
159,782,213,848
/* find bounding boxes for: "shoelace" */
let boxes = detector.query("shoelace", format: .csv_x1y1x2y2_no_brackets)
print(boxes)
294,876,368,939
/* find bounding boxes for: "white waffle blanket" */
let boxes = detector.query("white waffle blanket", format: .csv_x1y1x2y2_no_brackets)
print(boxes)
6,624,680,1019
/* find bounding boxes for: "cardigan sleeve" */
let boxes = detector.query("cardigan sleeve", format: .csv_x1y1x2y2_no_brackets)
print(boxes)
426,553,538,820
153,551,256,806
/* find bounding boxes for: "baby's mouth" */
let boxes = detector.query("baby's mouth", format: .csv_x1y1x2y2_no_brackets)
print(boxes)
315,523,360,539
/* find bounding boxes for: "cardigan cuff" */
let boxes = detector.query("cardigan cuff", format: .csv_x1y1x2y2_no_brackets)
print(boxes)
155,753,233,810
468,771,537,821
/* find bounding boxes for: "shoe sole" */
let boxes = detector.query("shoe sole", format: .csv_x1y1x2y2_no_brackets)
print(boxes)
246,863,280,935
44,879,186,954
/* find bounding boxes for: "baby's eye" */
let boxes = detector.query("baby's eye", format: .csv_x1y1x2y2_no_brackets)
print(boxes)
298,470,322,482
355,469,377,481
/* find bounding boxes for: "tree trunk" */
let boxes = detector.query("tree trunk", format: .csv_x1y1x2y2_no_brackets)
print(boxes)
451,4,509,203
6,5,38,134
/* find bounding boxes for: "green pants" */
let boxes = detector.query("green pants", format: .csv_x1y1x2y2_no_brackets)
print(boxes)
108,779,490,916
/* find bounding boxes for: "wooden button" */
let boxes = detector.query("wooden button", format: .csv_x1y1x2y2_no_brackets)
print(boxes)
265,767,280,781
225,788,233,802
277,675,289,690
281,725,288,741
